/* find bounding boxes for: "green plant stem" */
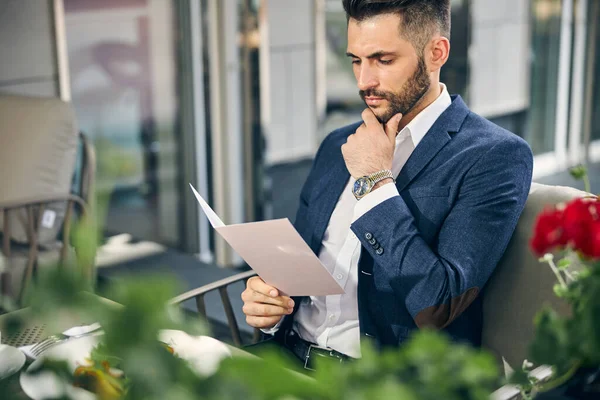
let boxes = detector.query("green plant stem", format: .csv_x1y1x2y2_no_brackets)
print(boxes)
563,269,575,282
547,258,568,289
583,174,591,194
537,361,582,393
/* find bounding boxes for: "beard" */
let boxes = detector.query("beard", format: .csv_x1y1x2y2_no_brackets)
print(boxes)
359,56,431,124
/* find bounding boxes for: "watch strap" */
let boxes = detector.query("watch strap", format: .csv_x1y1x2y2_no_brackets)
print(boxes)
368,169,394,186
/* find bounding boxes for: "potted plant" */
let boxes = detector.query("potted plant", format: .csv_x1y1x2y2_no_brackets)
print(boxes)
512,166,600,399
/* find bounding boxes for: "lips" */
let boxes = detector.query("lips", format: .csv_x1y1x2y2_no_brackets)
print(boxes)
365,97,385,106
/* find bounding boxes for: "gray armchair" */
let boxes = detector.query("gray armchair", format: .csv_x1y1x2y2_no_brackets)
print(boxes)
482,182,589,369
0,94,96,306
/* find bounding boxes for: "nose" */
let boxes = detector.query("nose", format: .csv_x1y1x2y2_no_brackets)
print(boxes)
356,64,379,91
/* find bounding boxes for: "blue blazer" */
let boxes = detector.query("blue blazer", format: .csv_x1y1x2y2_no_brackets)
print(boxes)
277,95,533,350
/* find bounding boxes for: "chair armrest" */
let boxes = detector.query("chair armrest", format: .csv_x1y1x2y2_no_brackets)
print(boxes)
0,194,88,215
169,270,258,347
169,270,257,305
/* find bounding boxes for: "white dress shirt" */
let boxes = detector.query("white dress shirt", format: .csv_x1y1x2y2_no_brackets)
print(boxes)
264,84,452,359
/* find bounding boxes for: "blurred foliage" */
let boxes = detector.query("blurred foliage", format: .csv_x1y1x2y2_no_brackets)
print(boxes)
569,165,591,194
0,136,503,399
94,138,142,182
1,263,501,400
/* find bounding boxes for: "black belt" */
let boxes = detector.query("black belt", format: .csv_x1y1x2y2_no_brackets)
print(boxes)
282,329,350,370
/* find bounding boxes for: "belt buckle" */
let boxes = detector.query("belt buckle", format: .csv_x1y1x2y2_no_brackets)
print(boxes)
304,344,344,371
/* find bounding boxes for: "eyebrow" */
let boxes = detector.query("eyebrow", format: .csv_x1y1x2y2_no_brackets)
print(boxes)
345,51,397,59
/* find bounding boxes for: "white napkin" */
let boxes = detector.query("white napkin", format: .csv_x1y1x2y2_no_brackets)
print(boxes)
0,344,27,379
19,323,102,360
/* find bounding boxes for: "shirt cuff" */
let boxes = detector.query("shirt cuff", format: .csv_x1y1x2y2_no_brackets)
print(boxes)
353,182,399,222
260,316,285,335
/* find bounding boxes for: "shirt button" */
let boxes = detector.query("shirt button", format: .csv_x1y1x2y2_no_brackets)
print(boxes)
336,273,343,280
329,314,335,321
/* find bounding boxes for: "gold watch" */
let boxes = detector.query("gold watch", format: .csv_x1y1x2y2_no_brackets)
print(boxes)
352,170,394,200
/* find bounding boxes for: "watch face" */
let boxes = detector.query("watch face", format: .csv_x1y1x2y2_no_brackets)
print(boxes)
353,177,372,198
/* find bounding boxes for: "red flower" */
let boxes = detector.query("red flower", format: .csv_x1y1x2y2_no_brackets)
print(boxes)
562,198,600,259
530,207,566,255
530,197,600,259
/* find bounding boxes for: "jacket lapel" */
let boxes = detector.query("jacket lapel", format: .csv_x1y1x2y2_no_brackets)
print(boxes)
396,95,469,193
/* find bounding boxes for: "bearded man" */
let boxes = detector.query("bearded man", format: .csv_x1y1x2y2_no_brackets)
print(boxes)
241,0,534,370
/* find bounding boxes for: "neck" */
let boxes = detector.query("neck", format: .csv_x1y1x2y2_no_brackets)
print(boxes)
397,82,443,132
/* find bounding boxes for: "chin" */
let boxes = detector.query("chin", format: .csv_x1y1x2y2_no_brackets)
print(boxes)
374,110,393,124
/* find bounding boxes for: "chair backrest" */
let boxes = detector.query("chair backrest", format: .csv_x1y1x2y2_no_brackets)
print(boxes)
0,94,79,244
482,182,589,368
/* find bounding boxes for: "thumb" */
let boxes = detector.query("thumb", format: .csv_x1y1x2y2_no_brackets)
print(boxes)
384,113,403,141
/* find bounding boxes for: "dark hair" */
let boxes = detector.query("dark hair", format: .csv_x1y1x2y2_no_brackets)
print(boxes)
342,0,451,53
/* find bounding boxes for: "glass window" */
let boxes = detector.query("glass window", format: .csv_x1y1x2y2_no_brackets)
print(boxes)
64,0,183,247
588,0,600,142
525,0,563,154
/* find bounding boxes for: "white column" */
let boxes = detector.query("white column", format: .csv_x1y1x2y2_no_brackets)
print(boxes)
53,0,71,101
207,0,245,267
262,0,318,165
567,0,588,165
189,0,211,262
554,0,574,169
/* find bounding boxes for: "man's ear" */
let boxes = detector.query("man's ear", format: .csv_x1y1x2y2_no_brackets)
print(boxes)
427,36,450,72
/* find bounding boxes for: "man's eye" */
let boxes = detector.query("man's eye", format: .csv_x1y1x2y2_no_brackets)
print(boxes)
351,59,360,65
379,59,393,65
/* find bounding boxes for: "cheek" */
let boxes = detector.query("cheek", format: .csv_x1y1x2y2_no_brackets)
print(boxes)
384,62,414,91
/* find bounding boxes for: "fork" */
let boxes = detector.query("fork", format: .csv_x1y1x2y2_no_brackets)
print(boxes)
29,323,103,358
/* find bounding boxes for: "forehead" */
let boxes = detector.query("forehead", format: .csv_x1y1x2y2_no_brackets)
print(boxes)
347,14,412,54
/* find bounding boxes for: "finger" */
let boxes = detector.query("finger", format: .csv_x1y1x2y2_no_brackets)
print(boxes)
361,108,380,127
243,302,292,317
244,290,294,308
384,113,403,141
246,315,284,329
247,276,279,297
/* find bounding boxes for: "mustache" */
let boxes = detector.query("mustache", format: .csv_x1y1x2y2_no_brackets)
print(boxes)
359,89,391,99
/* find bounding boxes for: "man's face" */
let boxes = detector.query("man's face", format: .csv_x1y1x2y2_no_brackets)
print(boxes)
347,14,431,124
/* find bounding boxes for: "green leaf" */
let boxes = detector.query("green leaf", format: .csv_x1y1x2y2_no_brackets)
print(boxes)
557,258,571,270
529,308,573,372
569,165,588,180
553,284,569,298
508,367,531,387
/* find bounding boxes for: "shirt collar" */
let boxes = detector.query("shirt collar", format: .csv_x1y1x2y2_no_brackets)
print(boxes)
397,83,452,148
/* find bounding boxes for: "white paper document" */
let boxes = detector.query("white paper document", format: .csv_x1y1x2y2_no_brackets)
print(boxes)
189,184,344,296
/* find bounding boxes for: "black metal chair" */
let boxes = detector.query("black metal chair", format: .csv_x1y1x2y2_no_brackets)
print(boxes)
169,270,261,347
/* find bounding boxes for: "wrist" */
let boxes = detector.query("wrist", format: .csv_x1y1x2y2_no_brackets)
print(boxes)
372,178,394,191
352,170,394,200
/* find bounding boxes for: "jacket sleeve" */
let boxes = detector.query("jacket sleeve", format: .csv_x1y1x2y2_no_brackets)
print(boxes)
350,140,533,329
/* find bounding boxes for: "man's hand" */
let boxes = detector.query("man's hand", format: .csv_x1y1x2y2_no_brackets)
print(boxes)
241,276,295,329
341,109,403,178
